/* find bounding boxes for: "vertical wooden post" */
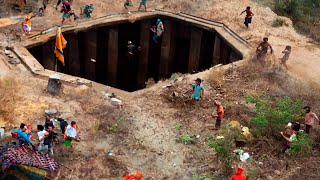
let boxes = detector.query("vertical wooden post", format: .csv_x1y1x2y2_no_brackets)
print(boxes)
188,27,203,73
107,26,119,87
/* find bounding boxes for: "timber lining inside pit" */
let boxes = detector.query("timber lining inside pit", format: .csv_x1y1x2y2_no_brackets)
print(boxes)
12,10,251,95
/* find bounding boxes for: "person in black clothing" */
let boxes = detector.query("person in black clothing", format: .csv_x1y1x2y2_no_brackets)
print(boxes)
43,125,57,156
57,118,68,135
44,116,54,130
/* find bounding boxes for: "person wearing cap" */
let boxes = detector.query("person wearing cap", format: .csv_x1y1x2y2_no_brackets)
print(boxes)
231,167,246,180
212,100,224,129
81,3,95,17
123,171,142,180
191,78,204,100
138,0,147,11
127,41,136,60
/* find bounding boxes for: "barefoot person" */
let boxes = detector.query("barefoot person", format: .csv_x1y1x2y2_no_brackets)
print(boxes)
191,78,204,100
61,1,78,25
280,46,291,70
256,37,273,63
138,0,147,11
212,100,224,129
124,0,133,14
240,6,254,28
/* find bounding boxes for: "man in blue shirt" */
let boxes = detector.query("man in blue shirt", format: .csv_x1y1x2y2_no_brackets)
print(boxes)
191,78,204,100
17,123,35,150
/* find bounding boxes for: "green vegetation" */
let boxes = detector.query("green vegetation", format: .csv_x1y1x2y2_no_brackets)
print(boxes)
207,125,240,171
272,18,286,27
180,133,194,144
192,174,212,180
273,0,320,40
289,132,314,157
174,122,183,130
246,95,303,137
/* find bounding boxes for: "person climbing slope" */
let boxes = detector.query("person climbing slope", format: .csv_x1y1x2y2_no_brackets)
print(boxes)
256,37,273,63
240,6,254,28
191,78,204,100
212,100,224,130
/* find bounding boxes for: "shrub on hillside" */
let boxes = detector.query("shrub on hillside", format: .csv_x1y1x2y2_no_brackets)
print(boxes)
246,95,304,138
289,132,314,157
272,18,286,27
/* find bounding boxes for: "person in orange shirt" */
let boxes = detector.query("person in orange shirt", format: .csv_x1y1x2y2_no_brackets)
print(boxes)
212,100,224,129
231,167,246,180
22,14,34,35
123,171,142,180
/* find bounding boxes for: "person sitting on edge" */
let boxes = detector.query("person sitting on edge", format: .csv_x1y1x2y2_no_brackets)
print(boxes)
304,106,319,134
212,100,224,130
191,78,204,100
240,6,254,28
280,129,297,153
81,3,95,17
232,167,246,180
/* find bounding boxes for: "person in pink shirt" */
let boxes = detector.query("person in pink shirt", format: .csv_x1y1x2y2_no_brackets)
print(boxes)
304,106,319,134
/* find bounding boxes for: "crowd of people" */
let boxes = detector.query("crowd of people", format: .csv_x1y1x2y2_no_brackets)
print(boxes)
11,115,81,156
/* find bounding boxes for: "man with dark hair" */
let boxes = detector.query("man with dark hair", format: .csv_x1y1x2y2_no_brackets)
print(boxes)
304,106,319,134
43,125,57,155
18,123,31,145
256,37,273,62
240,6,254,28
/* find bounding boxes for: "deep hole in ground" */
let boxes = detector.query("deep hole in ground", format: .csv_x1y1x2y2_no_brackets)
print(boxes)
28,16,242,92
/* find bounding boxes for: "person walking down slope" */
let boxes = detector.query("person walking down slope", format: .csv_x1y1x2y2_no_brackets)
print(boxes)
256,37,273,63
280,46,291,70
304,106,319,134
191,78,204,100
124,0,133,14
150,19,164,43
240,6,254,28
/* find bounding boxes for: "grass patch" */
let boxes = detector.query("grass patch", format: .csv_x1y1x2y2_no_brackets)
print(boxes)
272,18,286,27
180,133,194,144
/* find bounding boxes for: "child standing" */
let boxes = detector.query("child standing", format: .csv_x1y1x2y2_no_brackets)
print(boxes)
124,0,133,14
138,0,147,11
280,46,291,70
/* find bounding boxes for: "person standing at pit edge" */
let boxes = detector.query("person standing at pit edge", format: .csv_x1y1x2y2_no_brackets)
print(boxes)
240,6,254,28
191,78,204,100
212,100,224,130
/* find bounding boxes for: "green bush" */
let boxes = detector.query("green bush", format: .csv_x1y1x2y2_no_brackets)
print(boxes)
272,18,286,27
289,132,314,157
246,95,303,137
207,125,240,171
192,174,212,180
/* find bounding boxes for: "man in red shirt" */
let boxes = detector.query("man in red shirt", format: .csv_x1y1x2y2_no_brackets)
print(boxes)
212,100,224,129
240,6,254,28
232,167,246,180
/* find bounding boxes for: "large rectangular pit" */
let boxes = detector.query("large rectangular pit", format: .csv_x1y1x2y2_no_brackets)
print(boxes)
27,13,245,92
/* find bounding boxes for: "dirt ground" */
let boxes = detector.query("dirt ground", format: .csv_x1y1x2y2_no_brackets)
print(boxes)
1,0,320,179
